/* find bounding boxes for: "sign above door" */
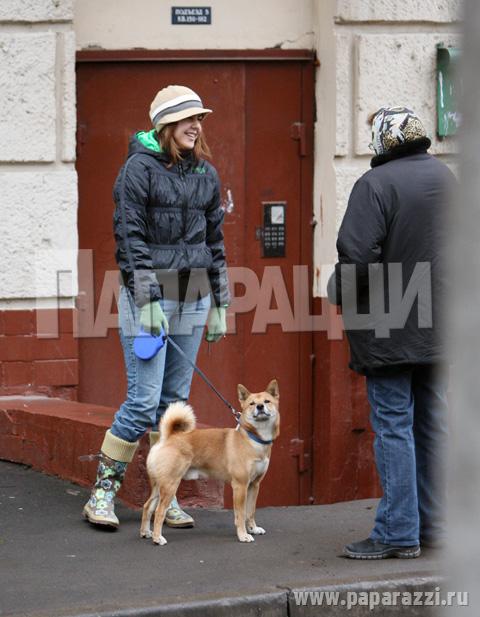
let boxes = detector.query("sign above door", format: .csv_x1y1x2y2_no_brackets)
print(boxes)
171,7,212,24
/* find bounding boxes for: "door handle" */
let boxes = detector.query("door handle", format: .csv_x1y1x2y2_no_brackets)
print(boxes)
290,122,307,157
289,438,310,473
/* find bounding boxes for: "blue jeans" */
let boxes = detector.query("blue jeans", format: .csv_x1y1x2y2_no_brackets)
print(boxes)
366,365,448,546
110,286,211,443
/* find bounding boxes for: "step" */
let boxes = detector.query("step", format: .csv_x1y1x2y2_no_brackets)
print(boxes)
0,396,224,509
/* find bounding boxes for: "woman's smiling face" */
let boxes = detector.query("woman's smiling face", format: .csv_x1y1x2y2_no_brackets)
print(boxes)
173,114,204,150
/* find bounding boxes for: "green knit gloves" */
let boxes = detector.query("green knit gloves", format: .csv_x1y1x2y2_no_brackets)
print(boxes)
205,307,227,343
140,301,169,336
140,302,225,341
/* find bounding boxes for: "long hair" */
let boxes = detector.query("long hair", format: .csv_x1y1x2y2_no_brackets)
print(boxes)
157,123,212,166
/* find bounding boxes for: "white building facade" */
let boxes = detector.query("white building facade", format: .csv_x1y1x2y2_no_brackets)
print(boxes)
0,0,461,310
0,1,462,503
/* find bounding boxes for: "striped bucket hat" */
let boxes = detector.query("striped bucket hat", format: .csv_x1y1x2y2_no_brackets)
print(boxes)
149,85,212,131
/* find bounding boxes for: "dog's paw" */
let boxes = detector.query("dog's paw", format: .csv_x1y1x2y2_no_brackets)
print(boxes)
238,532,255,543
153,535,167,546
247,525,266,535
140,529,152,539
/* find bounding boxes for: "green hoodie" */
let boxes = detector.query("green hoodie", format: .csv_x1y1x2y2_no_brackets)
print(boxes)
136,129,163,153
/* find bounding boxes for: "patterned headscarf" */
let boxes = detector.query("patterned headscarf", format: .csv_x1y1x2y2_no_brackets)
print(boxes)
371,106,427,155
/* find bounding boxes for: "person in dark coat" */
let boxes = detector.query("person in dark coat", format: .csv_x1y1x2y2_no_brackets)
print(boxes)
328,106,454,559
83,85,230,530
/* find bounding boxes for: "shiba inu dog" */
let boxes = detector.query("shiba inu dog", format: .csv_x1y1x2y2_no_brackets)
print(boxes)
140,379,280,545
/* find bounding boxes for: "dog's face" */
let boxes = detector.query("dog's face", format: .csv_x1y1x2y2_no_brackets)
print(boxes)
237,379,280,439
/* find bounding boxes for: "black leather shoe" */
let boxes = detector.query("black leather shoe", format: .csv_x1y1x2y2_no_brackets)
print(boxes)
344,538,421,559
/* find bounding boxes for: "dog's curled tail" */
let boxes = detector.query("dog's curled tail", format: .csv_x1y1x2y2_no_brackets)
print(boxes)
160,401,196,443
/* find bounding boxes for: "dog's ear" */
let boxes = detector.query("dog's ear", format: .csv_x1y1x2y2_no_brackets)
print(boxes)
237,384,251,402
266,379,279,399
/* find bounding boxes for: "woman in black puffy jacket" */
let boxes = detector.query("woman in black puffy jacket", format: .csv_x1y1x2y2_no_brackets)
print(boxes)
83,85,230,531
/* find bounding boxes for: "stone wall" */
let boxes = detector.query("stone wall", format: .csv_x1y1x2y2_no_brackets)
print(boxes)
0,0,78,397
0,0,77,308
334,0,461,230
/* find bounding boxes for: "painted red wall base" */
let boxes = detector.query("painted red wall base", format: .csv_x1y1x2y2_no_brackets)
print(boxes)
0,306,381,506
0,309,79,400
0,397,223,510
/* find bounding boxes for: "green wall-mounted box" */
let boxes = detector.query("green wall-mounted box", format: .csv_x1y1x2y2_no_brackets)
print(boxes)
437,44,461,137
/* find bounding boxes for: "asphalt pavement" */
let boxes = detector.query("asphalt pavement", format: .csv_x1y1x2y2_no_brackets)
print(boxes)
0,460,445,617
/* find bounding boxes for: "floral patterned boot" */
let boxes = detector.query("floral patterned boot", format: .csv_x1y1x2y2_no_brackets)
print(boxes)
83,455,128,528
83,430,138,529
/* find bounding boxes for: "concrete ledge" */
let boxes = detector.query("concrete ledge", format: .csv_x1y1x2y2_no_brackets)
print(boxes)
76,593,288,617
64,576,446,617
0,396,224,509
288,575,443,616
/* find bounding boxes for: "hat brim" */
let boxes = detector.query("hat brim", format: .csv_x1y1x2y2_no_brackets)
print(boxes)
155,106,212,130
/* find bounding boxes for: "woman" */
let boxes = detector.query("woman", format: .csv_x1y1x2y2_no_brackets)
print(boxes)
83,85,230,529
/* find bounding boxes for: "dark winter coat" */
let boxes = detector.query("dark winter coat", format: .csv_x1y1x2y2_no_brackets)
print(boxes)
113,133,230,307
327,140,455,376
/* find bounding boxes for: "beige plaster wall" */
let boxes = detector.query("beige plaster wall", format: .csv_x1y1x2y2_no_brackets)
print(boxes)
74,0,314,50
332,0,462,223
313,0,462,296
0,0,77,309
0,0,462,307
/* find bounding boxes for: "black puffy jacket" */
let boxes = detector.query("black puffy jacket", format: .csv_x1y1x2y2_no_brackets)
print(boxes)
113,133,230,307
327,141,455,376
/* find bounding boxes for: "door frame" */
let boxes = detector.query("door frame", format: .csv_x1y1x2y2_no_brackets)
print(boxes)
75,49,316,505
76,49,315,62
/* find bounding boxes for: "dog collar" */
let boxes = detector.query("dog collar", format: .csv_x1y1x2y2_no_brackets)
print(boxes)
244,429,273,445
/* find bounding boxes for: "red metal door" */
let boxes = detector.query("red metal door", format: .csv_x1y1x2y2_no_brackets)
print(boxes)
76,53,314,506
